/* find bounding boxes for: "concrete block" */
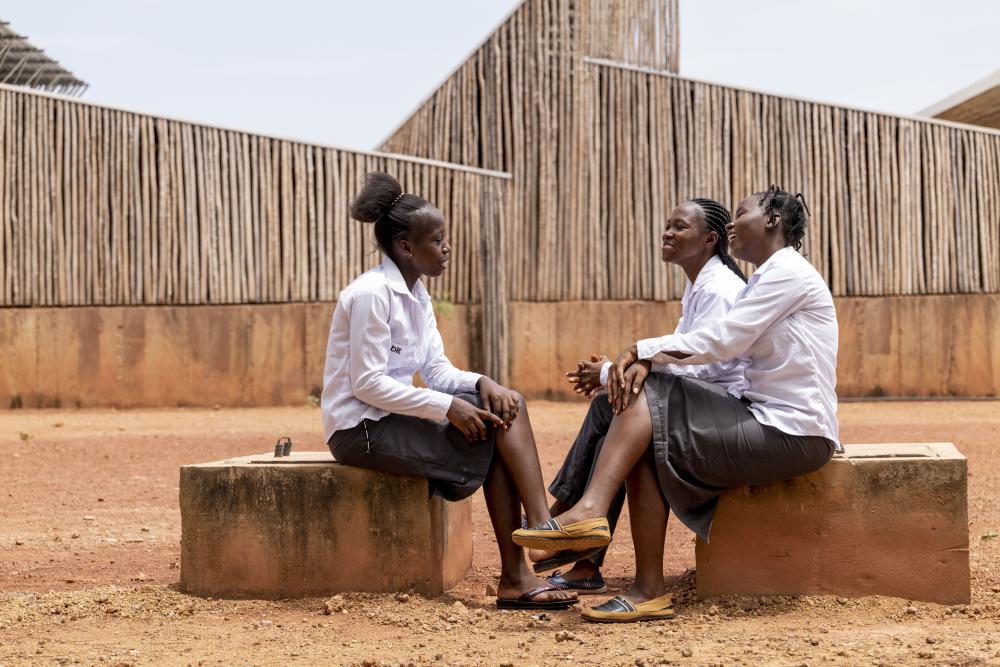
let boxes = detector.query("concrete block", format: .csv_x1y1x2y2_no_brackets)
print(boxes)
180,451,473,599
696,443,969,605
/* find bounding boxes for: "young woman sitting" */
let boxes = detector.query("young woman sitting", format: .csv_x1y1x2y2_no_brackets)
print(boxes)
322,172,577,610
530,198,748,595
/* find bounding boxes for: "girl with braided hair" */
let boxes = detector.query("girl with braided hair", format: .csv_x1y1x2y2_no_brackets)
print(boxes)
528,198,749,595
514,186,839,623
322,172,577,610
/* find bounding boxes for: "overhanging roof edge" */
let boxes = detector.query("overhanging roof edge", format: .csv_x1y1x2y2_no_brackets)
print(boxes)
917,70,1000,118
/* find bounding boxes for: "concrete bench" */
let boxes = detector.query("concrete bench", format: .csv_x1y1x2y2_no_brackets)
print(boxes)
179,451,472,599
696,443,969,605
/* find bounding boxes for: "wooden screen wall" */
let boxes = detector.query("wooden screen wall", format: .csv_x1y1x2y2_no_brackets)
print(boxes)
0,87,510,309
582,61,1000,300
380,0,679,301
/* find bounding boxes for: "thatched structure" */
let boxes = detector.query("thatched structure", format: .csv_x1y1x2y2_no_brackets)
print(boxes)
0,21,86,96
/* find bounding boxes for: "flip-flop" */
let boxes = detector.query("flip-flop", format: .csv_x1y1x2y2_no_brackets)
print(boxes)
546,570,608,595
532,546,604,574
581,594,675,623
495,585,579,610
512,517,611,551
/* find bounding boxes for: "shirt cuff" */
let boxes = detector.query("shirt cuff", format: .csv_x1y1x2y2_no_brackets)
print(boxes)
636,335,675,361
650,361,672,375
457,371,483,394
599,361,612,387
424,390,456,423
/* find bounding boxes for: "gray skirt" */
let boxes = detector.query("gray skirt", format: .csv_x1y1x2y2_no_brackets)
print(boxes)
644,374,835,542
327,392,496,502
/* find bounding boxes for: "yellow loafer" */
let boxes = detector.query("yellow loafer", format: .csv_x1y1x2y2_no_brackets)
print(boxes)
512,517,611,551
581,594,675,623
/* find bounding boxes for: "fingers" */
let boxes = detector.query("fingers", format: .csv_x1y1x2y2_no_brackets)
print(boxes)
495,396,507,426
625,368,639,397
621,370,636,410
471,413,486,440
477,409,504,439
456,420,475,440
501,395,514,427
590,354,601,363
478,407,505,429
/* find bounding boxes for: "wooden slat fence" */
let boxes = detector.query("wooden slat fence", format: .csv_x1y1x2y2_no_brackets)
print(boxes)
0,85,511,309
582,61,1000,299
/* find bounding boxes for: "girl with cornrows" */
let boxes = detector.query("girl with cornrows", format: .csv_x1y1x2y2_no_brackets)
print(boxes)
528,198,749,595
513,186,839,622
322,172,577,610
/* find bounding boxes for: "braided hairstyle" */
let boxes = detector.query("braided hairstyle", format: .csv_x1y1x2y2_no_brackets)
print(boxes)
350,172,433,259
689,197,747,282
757,185,811,251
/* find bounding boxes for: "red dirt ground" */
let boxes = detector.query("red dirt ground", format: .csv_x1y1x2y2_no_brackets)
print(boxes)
1,400,999,666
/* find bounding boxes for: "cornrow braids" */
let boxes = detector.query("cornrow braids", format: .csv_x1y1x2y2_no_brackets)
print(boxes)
689,197,747,282
757,185,810,251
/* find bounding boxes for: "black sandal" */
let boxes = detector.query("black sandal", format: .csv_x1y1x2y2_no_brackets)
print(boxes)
532,546,604,574
495,585,579,610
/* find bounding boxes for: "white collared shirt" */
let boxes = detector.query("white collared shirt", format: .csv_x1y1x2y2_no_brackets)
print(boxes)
321,256,481,441
600,255,747,389
636,247,840,443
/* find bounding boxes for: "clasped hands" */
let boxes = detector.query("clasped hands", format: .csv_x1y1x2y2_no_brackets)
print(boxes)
566,347,651,415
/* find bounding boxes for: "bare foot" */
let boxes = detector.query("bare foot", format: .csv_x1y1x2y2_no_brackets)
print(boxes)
553,505,603,528
528,547,559,563
619,582,667,604
497,566,578,604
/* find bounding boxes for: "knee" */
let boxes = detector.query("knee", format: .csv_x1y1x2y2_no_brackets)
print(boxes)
512,390,527,411
591,392,612,416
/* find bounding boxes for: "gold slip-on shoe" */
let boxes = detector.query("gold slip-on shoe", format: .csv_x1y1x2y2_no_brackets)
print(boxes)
511,517,611,551
581,594,675,623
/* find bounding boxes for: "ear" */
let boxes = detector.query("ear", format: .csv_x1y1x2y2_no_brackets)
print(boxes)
396,237,414,258
766,212,782,231
704,229,719,248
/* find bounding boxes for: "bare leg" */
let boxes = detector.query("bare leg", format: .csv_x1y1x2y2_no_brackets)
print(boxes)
622,448,669,602
483,452,576,603
493,395,550,526
556,391,653,526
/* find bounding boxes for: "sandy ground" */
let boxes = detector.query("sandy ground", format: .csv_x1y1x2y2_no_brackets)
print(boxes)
1,400,999,666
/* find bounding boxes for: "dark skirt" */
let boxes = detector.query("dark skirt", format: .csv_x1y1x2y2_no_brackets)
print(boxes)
327,392,496,502
644,374,836,542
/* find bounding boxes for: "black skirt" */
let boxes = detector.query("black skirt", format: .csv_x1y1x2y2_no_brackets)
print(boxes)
327,392,496,502
644,374,836,542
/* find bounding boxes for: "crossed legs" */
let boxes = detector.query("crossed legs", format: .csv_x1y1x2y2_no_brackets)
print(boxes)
553,391,670,603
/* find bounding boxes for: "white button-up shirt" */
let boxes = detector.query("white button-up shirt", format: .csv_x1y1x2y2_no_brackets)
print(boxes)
321,257,481,442
636,247,840,443
600,255,747,389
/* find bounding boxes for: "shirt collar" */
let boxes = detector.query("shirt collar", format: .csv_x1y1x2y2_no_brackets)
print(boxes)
690,255,724,293
747,246,794,287
381,256,430,303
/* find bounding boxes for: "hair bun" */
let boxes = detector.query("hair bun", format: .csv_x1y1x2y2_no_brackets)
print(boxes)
350,172,403,223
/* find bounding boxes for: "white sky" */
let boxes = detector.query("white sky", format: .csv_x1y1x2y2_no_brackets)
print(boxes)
4,1,998,150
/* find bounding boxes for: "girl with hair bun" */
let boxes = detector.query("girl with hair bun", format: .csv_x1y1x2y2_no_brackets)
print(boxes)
513,186,839,623
322,172,577,610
